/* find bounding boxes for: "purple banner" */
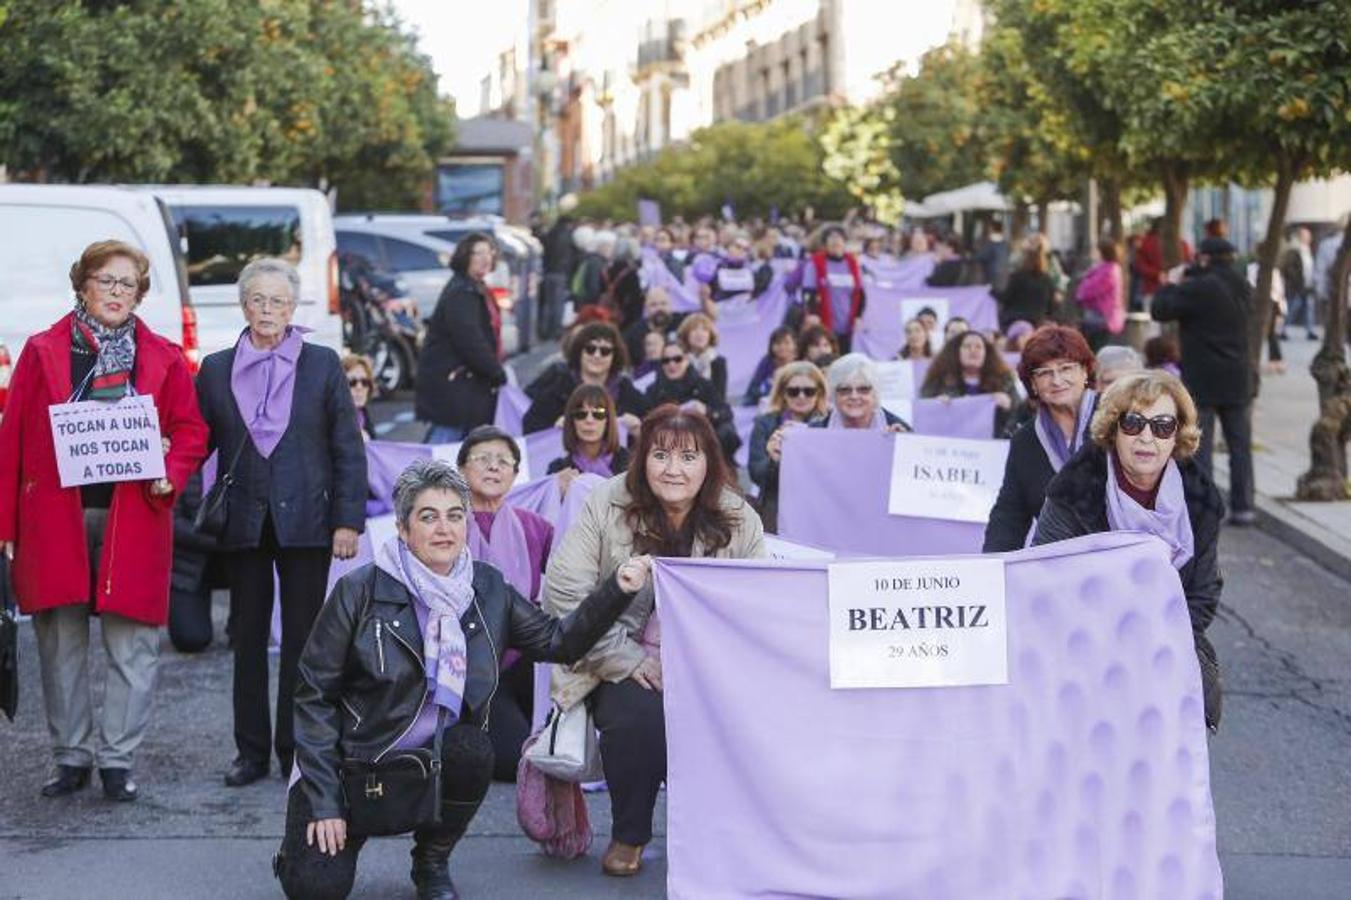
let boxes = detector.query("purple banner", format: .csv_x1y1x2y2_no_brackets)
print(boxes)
732,405,758,469
861,253,934,290
716,277,791,398
855,284,999,361
776,429,984,555
911,394,999,440
640,246,703,313
494,384,531,435
655,532,1222,899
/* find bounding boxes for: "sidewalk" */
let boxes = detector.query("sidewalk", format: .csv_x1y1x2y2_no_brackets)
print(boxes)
1213,336,1351,580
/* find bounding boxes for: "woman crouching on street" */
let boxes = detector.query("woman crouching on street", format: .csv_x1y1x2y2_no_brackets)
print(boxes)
274,459,648,900
1033,370,1224,732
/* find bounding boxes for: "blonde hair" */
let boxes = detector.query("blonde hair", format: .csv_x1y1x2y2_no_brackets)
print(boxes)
677,312,719,349
767,361,829,417
1089,370,1201,458
342,353,375,382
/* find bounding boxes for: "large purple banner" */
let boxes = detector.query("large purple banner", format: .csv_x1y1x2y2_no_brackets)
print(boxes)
640,246,703,312
655,532,1223,899
776,429,985,555
855,284,999,361
716,277,792,398
911,394,999,440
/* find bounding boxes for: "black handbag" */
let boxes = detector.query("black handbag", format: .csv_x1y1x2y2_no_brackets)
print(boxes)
1,555,18,722
193,439,246,539
340,710,444,836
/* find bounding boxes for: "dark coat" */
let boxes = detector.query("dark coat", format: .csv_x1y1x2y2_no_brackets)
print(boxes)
983,420,1056,552
521,363,648,434
1031,444,1225,730
415,274,507,429
645,369,733,430
196,342,368,551
294,561,636,820
545,446,631,475
622,314,684,365
1150,265,1254,407
541,216,576,276
998,269,1057,330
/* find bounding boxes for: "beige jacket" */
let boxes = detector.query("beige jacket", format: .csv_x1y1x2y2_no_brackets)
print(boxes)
543,473,766,710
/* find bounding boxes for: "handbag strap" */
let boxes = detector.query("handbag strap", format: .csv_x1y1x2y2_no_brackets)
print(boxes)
217,435,248,484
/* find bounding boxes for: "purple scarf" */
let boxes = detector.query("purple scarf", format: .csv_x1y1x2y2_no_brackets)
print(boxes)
468,506,534,601
1034,388,1096,472
230,326,307,458
571,450,616,477
374,537,474,718
1106,453,1194,569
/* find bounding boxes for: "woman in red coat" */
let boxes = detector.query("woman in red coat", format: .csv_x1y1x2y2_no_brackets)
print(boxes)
0,240,208,802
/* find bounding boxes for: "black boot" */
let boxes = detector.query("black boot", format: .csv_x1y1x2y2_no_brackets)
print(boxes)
409,823,465,900
41,765,91,798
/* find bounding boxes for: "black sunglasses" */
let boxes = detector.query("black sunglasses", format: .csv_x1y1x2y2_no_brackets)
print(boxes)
662,354,686,365
1118,412,1178,439
583,343,615,357
783,386,818,399
571,408,609,422
347,377,372,388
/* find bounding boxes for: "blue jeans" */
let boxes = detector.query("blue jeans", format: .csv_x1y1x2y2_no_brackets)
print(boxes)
1284,290,1316,336
424,424,467,445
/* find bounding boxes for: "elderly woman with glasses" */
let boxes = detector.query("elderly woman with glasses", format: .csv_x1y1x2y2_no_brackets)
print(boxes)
0,240,208,802
983,325,1097,553
196,257,368,789
547,384,632,496
818,353,910,432
274,460,645,900
748,362,830,532
522,321,647,436
1033,370,1224,731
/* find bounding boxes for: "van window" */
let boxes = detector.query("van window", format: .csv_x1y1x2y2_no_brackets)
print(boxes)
336,230,381,266
0,205,145,306
171,205,302,286
382,237,445,272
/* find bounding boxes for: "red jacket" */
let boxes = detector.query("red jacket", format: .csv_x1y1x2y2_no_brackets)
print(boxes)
811,251,865,334
0,314,208,626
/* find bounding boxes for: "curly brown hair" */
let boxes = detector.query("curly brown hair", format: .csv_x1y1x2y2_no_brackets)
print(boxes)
1089,370,1201,458
922,331,1011,395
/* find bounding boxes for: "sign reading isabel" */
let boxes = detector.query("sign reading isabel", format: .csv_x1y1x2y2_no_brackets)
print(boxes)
888,434,1009,522
48,396,166,488
827,558,1007,689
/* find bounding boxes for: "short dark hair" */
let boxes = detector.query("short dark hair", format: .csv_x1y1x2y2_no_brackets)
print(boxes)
456,425,521,470
449,232,496,278
1097,238,1119,264
566,321,629,374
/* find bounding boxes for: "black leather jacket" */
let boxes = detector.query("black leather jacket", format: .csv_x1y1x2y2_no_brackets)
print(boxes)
293,560,635,819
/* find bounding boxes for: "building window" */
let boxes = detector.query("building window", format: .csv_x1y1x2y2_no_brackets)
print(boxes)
435,163,505,215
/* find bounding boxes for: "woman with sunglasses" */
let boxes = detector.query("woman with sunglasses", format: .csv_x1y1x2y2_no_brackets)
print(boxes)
341,353,376,441
522,322,647,435
748,362,830,532
1033,370,1224,732
547,385,631,496
700,234,772,306
983,325,1098,553
644,340,741,464
818,353,909,431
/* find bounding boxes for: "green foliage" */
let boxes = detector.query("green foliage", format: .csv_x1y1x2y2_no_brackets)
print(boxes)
573,117,852,222
0,0,454,209
819,104,904,222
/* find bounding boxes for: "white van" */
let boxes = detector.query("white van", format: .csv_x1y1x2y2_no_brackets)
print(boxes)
141,186,342,357
0,184,195,368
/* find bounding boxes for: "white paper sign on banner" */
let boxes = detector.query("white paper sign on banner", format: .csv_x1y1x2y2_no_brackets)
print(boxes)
48,395,166,488
900,297,950,353
887,433,1009,522
433,440,532,482
827,558,1007,689
826,271,857,289
871,361,916,413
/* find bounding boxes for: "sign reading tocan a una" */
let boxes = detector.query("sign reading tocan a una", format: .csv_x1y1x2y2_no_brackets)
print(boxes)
827,558,1007,689
48,396,166,488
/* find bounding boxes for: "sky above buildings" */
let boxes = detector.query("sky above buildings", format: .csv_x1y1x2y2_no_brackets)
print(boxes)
391,0,528,116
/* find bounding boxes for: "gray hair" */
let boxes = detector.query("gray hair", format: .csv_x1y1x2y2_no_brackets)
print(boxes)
1096,345,1143,377
826,352,879,395
393,459,472,529
238,257,300,305
572,224,595,252
614,236,641,263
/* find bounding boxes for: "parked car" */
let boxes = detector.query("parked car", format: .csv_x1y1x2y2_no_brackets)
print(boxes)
0,184,197,371
339,253,422,393
333,213,540,355
138,185,342,357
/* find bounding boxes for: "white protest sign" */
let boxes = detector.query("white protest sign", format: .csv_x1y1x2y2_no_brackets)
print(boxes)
900,297,950,353
888,433,1009,523
872,360,916,412
827,558,1007,689
48,395,166,488
432,440,532,482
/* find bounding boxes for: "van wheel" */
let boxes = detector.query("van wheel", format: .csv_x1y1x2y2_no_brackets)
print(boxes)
371,336,411,393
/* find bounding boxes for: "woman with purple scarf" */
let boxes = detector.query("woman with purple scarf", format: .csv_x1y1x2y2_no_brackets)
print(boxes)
546,384,631,493
1033,371,1224,732
983,325,1097,552
454,426,555,781
195,258,368,789
275,460,645,900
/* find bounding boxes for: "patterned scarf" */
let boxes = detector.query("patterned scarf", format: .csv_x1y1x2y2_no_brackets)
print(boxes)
375,537,476,719
71,308,136,400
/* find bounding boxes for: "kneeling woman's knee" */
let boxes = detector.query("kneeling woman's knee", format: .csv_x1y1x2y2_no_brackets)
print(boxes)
442,725,495,796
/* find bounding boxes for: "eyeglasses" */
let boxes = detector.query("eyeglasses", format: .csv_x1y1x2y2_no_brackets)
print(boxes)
1118,412,1179,439
1031,362,1083,383
465,452,516,469
571,408,609,422
662,354,686,365
583,343,615,358
245,295,293,312
347,377,372,389
783,386,819,399
88,274,138,294
836,384,873,397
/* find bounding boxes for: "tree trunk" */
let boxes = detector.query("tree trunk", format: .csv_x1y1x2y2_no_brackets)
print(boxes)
1249,153,1298,374
1159,162,1189,270
1011,201,1031,244
1296,215,1351,501
1100,178,1123,241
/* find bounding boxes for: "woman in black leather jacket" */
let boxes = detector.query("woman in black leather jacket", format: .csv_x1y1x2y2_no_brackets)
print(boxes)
274,459,646,900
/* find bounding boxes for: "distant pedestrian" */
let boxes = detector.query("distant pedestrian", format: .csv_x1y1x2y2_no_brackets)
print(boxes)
1074,238,1125,350
998,236,1058,331
0,240,208,802
975,219,1010,291
1279,226,1318,340
539,195,579,341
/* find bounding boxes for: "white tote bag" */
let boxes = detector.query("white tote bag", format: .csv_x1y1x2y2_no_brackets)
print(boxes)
524,700,604,783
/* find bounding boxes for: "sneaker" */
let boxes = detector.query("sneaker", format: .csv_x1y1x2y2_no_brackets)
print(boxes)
1228,510,1257,526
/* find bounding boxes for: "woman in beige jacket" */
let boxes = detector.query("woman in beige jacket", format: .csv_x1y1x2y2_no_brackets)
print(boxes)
544,404,766,876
